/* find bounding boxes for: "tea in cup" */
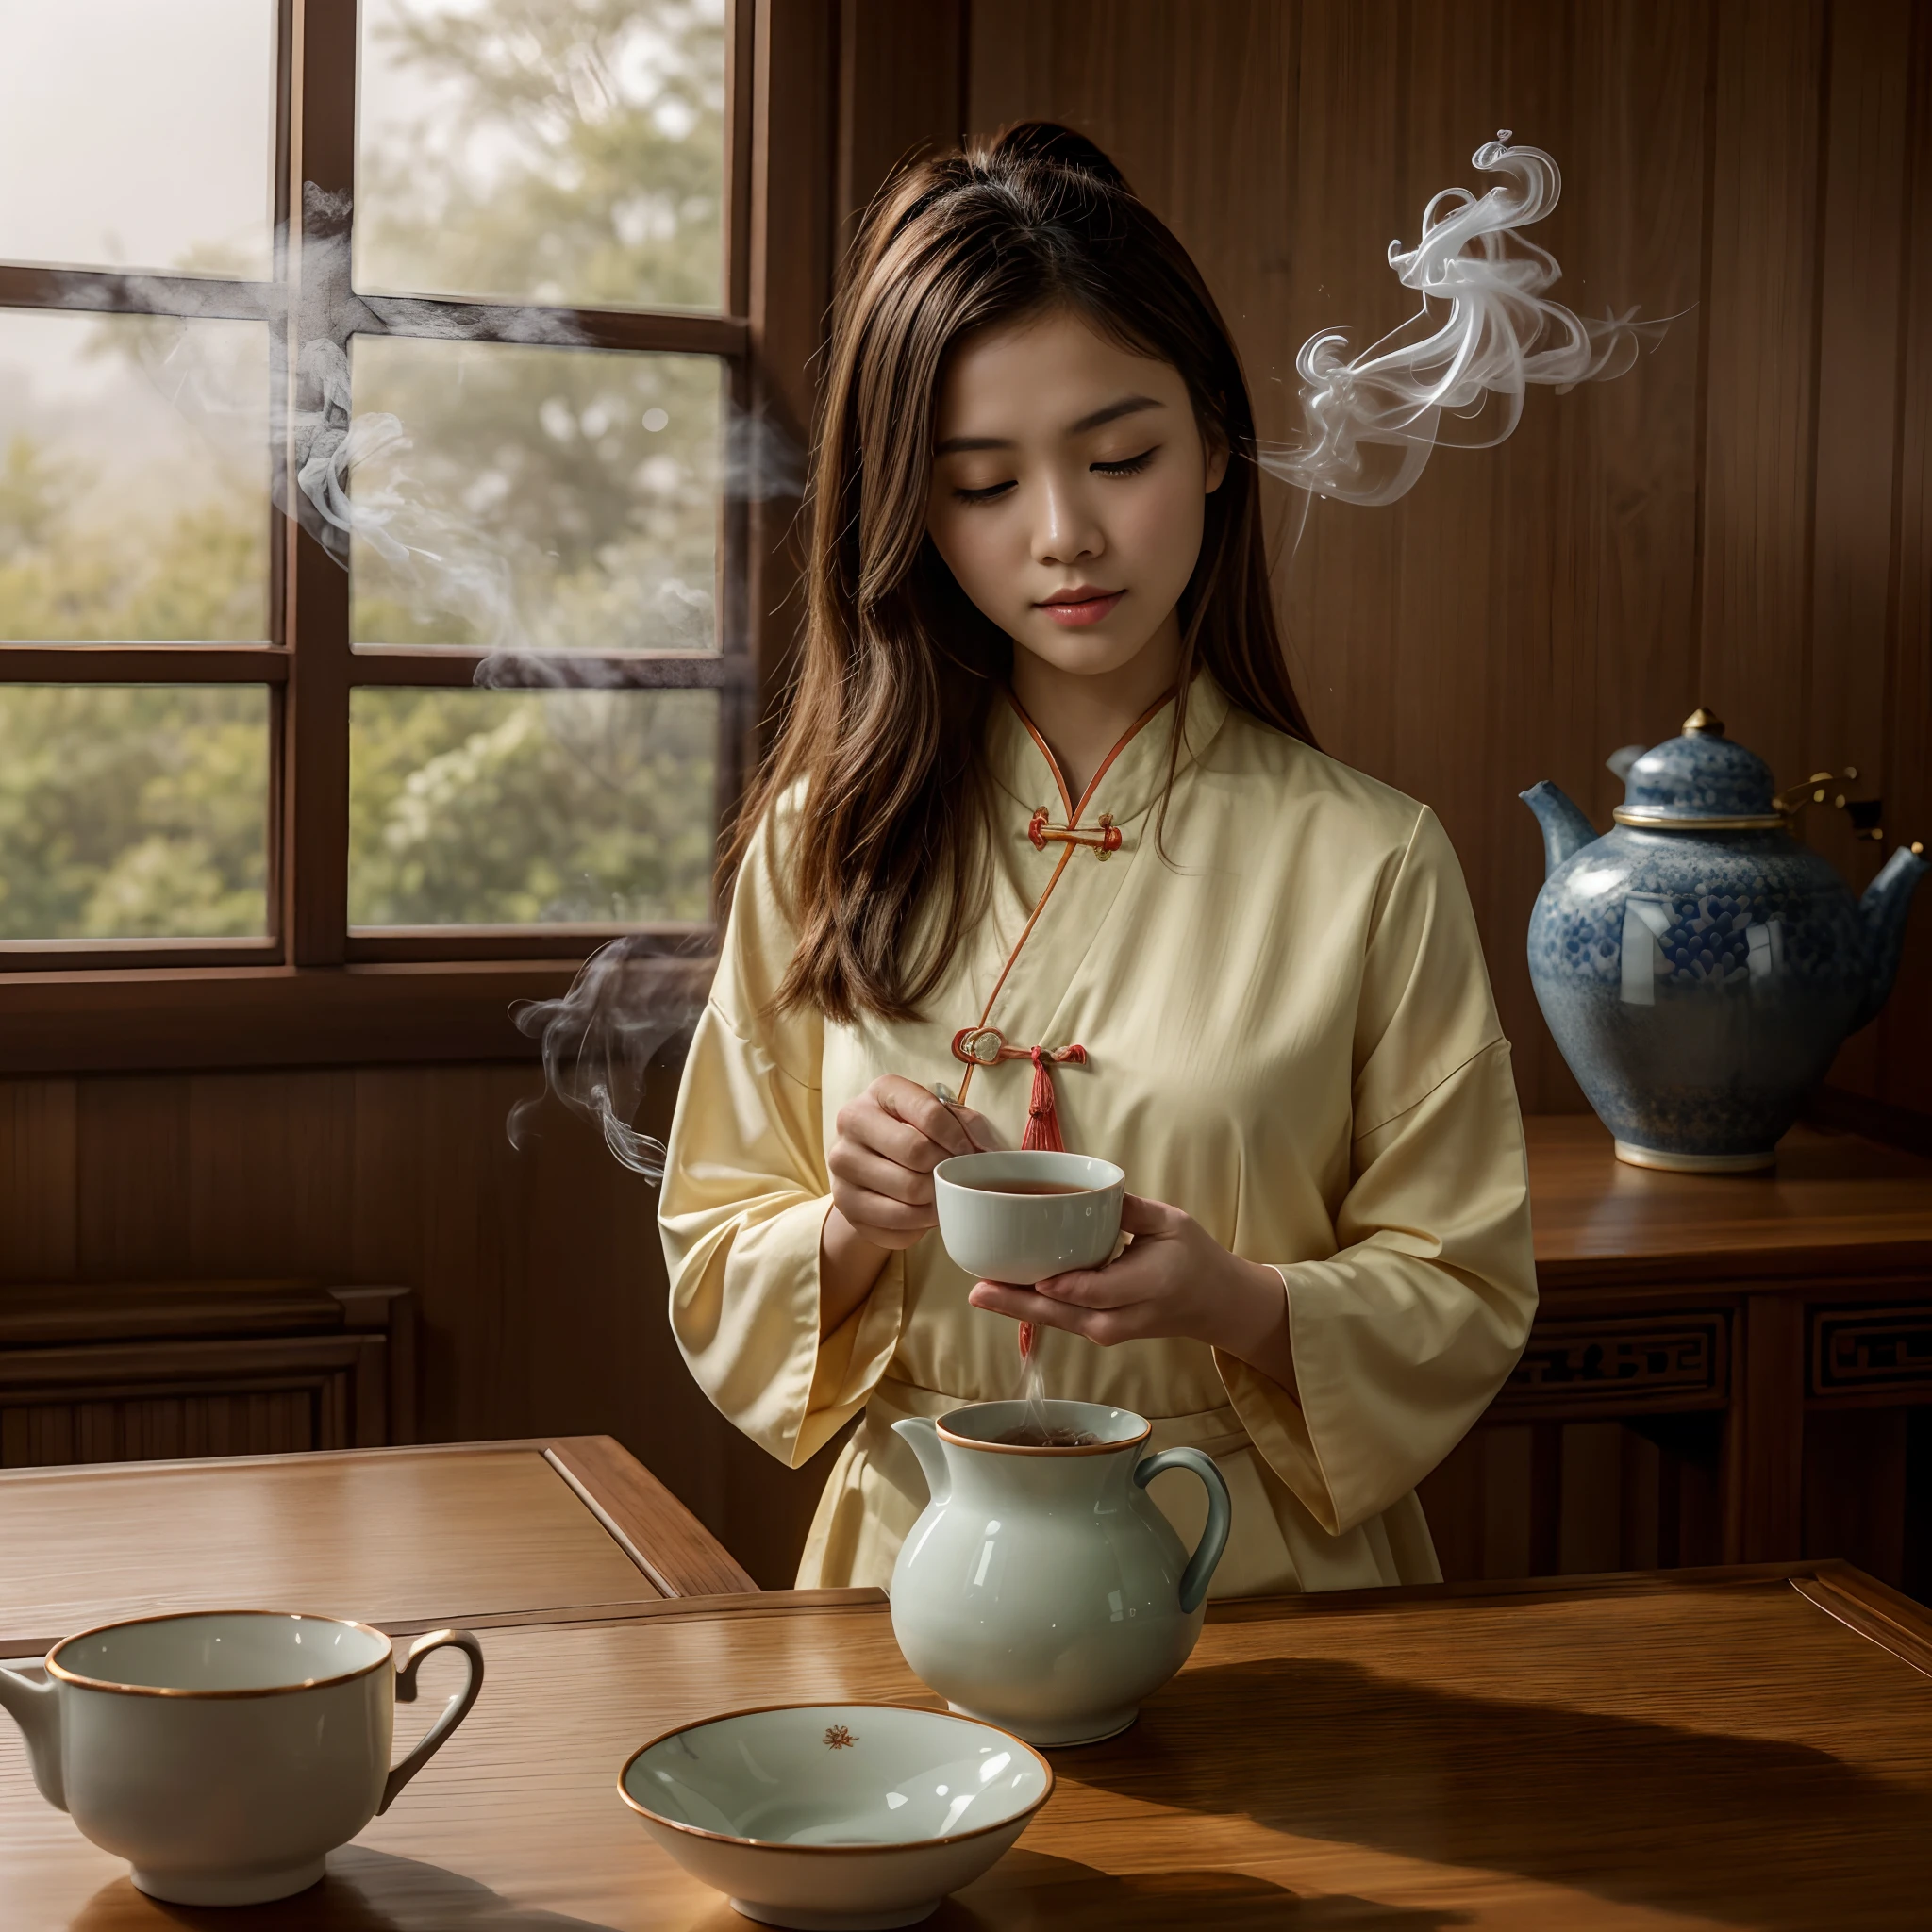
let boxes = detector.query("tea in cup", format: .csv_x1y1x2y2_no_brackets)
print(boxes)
0,1609,483,1905
933,1149,1124,1284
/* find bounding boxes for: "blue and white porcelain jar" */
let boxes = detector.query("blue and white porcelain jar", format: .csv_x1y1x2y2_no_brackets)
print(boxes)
1521,710,1925,1171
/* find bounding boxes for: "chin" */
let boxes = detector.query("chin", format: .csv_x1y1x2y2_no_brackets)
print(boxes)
1015,625,1155,679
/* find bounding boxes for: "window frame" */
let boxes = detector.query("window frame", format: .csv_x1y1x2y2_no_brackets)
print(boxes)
0,0,773,1041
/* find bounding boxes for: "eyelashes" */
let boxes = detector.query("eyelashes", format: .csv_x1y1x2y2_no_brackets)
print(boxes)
949,446,1160,505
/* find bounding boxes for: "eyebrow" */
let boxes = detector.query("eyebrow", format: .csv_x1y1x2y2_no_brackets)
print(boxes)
933,393,1165,457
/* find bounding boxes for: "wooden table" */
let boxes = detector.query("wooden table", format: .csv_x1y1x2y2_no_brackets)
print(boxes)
1428,1117,1932,1591
0,1437,755,1655
4,1562,1928,1927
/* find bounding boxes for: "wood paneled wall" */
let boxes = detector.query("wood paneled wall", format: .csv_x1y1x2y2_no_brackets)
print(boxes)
958,0,1932,1119
0,1068,836,1587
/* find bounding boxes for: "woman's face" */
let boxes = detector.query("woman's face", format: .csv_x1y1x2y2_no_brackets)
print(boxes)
924,308,1226,682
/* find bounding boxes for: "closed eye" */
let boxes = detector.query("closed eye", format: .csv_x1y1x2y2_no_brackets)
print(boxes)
953,479,1015,505
1093,446,1158,476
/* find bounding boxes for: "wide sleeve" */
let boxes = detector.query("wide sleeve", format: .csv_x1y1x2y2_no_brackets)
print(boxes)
658,814,906,1469
1217,806,1537,1538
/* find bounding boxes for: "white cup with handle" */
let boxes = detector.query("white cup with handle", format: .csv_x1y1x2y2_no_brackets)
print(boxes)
0,1608,483,1906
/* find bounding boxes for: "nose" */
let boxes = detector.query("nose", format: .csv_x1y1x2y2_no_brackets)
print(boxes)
1033,472,1104,570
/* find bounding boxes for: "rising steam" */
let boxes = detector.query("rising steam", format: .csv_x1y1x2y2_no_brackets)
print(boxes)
89,182,801,658
91,131,1659,1186
1260,133,1658,507
71,179,800,1174
507,935,715,1177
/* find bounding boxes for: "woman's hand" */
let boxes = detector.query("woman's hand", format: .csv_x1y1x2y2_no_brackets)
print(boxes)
820,1076,996,1336
966,1193,1299,1397
828,1075,996,1249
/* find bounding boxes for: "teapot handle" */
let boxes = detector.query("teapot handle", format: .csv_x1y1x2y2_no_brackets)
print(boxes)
1133,1447,1231,1614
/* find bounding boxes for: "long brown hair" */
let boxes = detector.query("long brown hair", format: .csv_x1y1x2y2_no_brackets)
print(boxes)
733,121,1314,1024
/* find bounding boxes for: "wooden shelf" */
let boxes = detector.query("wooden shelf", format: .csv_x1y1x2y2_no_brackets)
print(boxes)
1528,1115,1932,1291
1424,1116,1932,1593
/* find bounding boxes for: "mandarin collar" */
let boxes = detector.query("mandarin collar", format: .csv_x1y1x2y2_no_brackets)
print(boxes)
987,672,1232,828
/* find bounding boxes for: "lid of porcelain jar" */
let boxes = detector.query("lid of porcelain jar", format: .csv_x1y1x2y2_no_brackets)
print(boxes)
1612,708,1785,831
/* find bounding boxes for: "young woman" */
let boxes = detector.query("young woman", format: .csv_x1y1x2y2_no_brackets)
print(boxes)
660,123,1535,1595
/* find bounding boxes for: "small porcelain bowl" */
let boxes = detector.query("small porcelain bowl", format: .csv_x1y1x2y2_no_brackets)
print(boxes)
932,1149,1124,1285
617,1702,1053,1930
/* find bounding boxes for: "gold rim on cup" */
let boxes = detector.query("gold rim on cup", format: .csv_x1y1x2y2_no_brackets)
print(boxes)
44,1608,397,1700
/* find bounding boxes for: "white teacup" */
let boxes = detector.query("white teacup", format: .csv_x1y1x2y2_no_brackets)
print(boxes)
0,1609,483,1906
933,1149,1125,1284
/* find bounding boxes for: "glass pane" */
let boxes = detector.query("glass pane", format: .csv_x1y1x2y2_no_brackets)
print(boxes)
0,1,275,278
0,685,270,940
348,337,720,653
349,687,716,926
356,0,726,311
0,310,271,641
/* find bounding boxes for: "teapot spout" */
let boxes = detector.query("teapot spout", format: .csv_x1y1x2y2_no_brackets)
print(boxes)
892,1416,952,1507
0,1664,64,1811
1851,844,1930,1033
1520,781,1598,876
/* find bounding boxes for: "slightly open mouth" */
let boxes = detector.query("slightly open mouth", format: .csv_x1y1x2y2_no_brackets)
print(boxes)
1038,591,1124,626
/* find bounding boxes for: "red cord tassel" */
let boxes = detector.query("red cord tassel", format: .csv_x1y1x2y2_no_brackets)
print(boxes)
947,1030,1089,1364
1015,1045,1086,1359
1020,1045,1074,1151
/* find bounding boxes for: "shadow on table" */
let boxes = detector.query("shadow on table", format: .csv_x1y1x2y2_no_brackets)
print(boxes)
939,1849,1470,1928
71,1849,617,1931
1072,1657,1932,1929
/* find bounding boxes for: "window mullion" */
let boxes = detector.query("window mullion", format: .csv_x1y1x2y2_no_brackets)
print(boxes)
281,0,358,969
346,650,742,691
0,646,289,684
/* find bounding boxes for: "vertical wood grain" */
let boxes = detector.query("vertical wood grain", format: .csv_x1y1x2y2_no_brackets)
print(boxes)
1696,0,1827,781
837,0,965,248
185,1069,356,1278
0,1081,77,1281
1808,0,1916,1097
1803,1405,1909,1587
1416,1430,1486,1580
75,1077,193,1278
748,0,838,748
1738,1291,1807,1561
963,0,1715,1113
1866,3,1932,1116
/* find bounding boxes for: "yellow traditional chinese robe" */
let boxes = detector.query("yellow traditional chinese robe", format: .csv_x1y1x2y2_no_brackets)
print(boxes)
659,675,1536,1594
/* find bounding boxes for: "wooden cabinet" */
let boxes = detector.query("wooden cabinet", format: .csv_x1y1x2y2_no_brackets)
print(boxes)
1423,1118,1932,1596
0,1280,414,1467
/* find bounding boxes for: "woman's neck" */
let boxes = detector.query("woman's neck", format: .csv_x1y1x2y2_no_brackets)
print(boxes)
1009,610,1183,806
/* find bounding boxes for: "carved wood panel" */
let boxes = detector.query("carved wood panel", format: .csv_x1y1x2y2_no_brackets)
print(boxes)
1811,1303,1932,1401
1492,1314,1729,1419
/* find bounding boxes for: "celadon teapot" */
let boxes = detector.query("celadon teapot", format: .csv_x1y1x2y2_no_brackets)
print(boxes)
1522,708,1926,1171
890,1399,1230,1748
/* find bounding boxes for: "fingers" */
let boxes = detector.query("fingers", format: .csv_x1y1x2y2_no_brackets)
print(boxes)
951,1103,1001,1152
872,1075,982,1159
829,1141,935,1210
968,1281,1084,1333
828,1074,997,1257
968,1280,1138,1346
1118,1192,1189,1237
1028,1256,1144,1307
834,1097,946,1175
833,1188,936,1245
